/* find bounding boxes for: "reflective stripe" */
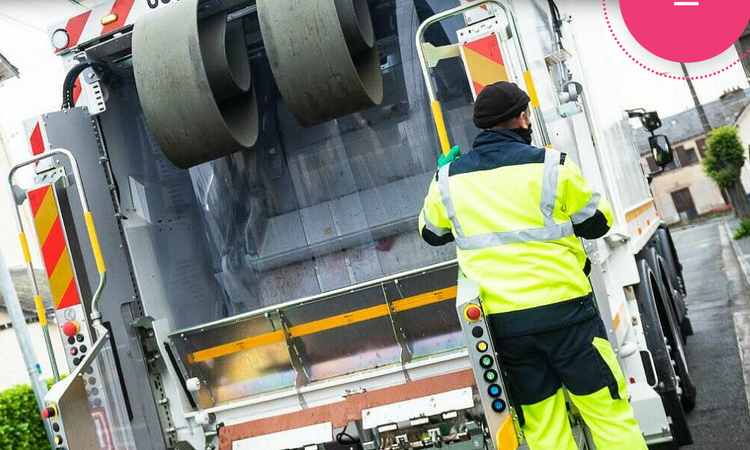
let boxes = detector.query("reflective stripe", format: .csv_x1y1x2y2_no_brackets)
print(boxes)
571,192,601,225
541,149,561,226
438,149,574,251
438,164,464,236
422,211,452,237
455,221,574,250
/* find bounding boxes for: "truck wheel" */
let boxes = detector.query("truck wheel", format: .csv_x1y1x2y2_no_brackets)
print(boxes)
655,228,693,341
663,288,697,412
635,259,693,446
644,248,698,413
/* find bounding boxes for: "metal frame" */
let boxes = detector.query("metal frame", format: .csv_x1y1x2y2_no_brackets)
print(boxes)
415,0,551,156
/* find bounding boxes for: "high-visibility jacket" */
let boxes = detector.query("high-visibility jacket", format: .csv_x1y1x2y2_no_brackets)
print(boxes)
419,130,614,336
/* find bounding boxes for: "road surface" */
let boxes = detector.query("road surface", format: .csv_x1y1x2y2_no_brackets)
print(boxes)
673,220,750,449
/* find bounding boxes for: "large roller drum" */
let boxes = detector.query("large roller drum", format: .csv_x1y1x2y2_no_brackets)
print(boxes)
132,0,258,169
258,0,383,127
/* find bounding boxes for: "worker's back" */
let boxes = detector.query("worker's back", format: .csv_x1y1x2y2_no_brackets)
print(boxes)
420,128,614,336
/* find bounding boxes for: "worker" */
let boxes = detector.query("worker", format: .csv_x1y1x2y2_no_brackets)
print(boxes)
418,81,647,450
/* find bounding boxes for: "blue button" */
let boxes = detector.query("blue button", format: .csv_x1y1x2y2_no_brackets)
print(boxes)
492,399,507,413
488,384,502,397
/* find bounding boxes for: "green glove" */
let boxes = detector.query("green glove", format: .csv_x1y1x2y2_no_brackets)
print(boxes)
438,145,461,168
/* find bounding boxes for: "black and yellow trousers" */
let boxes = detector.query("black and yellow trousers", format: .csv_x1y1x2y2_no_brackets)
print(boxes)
489,314,648,450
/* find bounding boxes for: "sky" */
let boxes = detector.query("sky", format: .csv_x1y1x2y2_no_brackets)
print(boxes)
0,0,748,267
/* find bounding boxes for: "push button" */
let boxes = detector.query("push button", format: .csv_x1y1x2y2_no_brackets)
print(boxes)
464,304,482,322
61,321,79,338
491,399,507,413
54,435,64,445
479,355,494,368
471,326,484,338
488,384,502,397
476,341,488,352
41,405,57,419
483,369,498,383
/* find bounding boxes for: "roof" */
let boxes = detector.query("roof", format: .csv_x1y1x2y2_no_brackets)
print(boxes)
0,268,53,314
0,53,19,84
633,88,750,154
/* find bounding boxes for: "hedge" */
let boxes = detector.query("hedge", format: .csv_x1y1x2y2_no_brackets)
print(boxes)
0,382,51,450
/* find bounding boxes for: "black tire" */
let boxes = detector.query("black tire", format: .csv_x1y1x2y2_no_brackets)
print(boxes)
644,249,697,413
634,258,693,446
655,228,686,297
655,228,692,341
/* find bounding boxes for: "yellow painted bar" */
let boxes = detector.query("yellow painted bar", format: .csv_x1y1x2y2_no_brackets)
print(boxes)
496,415,520,449
84,212,106,273
523,71,539,108
431,101,452,156
190,286,458,363
33,295,47,326
19,233,31,263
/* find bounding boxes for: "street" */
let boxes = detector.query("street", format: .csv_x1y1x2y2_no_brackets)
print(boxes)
673,220,750,449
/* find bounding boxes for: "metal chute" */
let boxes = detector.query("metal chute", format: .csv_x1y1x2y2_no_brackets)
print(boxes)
257,0,384,127
132,0,259,169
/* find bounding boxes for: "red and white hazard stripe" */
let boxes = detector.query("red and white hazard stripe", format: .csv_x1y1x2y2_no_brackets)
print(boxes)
50,0,161,54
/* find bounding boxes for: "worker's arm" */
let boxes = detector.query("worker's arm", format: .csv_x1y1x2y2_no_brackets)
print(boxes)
419,173,455,246
561,157,614,240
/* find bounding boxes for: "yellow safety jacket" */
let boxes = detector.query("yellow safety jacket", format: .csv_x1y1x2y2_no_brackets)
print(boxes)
419,130,614,336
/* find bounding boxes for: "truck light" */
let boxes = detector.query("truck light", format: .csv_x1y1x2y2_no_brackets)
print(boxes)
101,13,118,26
51,29,70,51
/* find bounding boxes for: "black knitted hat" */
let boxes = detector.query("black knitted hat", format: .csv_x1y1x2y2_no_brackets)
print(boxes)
473,81,531,129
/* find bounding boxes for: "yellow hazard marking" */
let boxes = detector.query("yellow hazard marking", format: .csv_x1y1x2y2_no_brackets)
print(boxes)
18,233,32,263
48,249,74,307
496,414,519,450
463,45,509,89
33,188,58,244
190,286,458,363
523,71,539,108
431,101,452,156
34,295,47,326
84,212,106,274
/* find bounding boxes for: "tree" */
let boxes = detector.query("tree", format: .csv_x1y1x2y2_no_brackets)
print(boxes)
702,125,750,219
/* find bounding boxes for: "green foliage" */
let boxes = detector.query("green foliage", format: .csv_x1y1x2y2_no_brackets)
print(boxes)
0,382,51,450
702,125,747,189
735,219,750,240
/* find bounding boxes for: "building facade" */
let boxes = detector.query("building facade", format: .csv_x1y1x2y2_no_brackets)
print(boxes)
634,88,750,224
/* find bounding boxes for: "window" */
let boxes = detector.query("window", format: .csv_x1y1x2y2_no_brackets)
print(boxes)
645,155,658,172
696,138,707,157
676,145,699,166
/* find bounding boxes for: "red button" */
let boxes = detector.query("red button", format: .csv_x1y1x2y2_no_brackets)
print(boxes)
41,406,56,419
62,321,79,338
466,305,482,321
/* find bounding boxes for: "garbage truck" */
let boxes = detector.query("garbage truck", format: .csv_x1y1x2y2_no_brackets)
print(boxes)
4,0,696,448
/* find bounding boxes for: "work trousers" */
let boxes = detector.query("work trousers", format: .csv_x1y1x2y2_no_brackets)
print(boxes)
489,315,648,450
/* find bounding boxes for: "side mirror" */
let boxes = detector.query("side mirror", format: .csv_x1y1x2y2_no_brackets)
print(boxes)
649,134,674,167
640,111,662,132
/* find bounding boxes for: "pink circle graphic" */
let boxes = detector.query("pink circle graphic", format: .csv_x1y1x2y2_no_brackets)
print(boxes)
621,0,750,63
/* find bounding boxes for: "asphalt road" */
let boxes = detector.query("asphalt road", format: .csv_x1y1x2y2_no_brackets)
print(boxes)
672,220,750,449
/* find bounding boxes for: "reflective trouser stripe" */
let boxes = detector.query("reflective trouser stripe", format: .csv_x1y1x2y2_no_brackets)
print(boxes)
437,149,574,250
571,191,601,224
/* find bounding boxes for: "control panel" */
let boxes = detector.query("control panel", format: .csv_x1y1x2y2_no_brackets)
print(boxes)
455,275,520,449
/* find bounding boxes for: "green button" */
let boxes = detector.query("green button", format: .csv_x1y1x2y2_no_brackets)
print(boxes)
480,355,493,368
484,369,498,382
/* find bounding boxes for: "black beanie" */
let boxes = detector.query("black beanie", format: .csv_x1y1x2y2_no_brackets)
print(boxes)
473,82,531,129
